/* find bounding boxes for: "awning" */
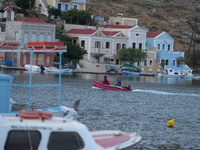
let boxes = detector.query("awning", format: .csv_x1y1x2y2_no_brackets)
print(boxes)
0,40,21,50
27,42,66,50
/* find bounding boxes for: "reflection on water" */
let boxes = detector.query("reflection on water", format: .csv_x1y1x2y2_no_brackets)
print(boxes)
1,70,200,150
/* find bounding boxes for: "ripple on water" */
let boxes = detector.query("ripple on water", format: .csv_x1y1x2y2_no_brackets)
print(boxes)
6,72,200,150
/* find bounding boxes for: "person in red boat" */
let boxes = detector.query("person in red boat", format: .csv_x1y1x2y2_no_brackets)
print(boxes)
102,76,110,85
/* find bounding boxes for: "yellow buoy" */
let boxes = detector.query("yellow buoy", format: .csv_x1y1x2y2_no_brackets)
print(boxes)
166,117,176,128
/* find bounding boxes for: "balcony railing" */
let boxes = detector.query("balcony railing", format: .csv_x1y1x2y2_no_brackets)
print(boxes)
90,48,106,56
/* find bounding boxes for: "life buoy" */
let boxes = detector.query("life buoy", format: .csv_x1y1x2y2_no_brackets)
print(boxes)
19,110,53,120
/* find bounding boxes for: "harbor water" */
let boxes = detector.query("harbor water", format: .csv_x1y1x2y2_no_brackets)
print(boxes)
1,70,200,150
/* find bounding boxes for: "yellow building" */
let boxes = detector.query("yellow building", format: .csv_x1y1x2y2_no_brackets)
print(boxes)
35,0,86,16
109,15,138,26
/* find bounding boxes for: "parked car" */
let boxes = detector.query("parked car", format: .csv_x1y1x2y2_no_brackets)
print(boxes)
122,66,141,72
105,64,120,73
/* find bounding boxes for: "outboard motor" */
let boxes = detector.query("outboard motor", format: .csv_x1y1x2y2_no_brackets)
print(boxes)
124,85,131,90
40,65,45,73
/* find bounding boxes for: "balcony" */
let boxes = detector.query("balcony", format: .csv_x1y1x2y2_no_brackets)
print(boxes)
90,48,105,57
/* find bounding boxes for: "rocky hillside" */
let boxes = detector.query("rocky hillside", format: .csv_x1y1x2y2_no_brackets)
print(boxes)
87,0,200,53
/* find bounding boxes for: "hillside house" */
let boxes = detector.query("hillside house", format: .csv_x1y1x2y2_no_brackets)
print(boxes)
0,6,14,21
35,0,86,16
146,32,184,70
109,15,138,26
4,17,56,67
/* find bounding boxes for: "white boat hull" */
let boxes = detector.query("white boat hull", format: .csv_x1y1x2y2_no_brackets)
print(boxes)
161,74,185,78
0,113,142,150
46,68,72,73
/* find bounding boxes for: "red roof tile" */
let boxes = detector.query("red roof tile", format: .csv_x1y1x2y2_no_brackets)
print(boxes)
101,31,121,36
146,32,163,38
104,25,135,29
16,18,47,24
66,29,97,35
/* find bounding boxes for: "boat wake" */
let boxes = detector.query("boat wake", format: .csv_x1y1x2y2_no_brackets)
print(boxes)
132,89,200,97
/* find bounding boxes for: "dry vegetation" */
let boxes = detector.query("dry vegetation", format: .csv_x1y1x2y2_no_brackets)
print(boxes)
87,0,200,53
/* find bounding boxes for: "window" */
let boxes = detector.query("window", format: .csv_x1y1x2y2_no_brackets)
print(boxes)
46,55,51,66
136,33,139,36
48,132,84,150
23,54,27,64
144,60,147,66
64,4,69,11
5,130,41,150
47,34,52,42
168,44,170,51
31,33,37,42
15,32,19,41
139,43,142,50
149,60,153,66
57,3,62,10
163,44,165,50
38,4,42,13
95,41,101,48
39,34,44,41
122,44,126,49
73,4,78,9
116,43,121,50
173,60,176,66
158,44,160,50
23,32,28,44
38,54,44,65
105,42,110,49
132,42,136,48
81,40,85,48
166,59,168,65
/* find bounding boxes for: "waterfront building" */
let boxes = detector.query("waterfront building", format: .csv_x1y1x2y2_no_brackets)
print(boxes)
4,18,57,67
146,32,185,71
65,28,128,71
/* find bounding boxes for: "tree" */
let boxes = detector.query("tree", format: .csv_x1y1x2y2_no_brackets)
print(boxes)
59,36,87,62
160,59,166,70
176,57,185,66
117,48,147,65
62,9,92,25
15,0,35,12
47,6,62,19
187,15,200,68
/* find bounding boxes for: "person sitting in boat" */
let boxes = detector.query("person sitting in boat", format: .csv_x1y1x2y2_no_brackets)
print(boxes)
102,76,110,85
115,76,122,87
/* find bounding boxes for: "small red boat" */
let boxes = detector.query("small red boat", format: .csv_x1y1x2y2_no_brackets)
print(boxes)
92,81,132,91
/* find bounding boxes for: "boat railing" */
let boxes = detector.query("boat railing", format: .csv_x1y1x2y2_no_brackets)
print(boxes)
0,49,66,111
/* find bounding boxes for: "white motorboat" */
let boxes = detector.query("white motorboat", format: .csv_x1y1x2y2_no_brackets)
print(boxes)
24,64,41,72
24,64,48,73
0,110,142,150
46,67,72,73
158,68,185,78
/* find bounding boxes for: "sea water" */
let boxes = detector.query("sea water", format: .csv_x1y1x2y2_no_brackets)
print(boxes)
1,70,200,150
